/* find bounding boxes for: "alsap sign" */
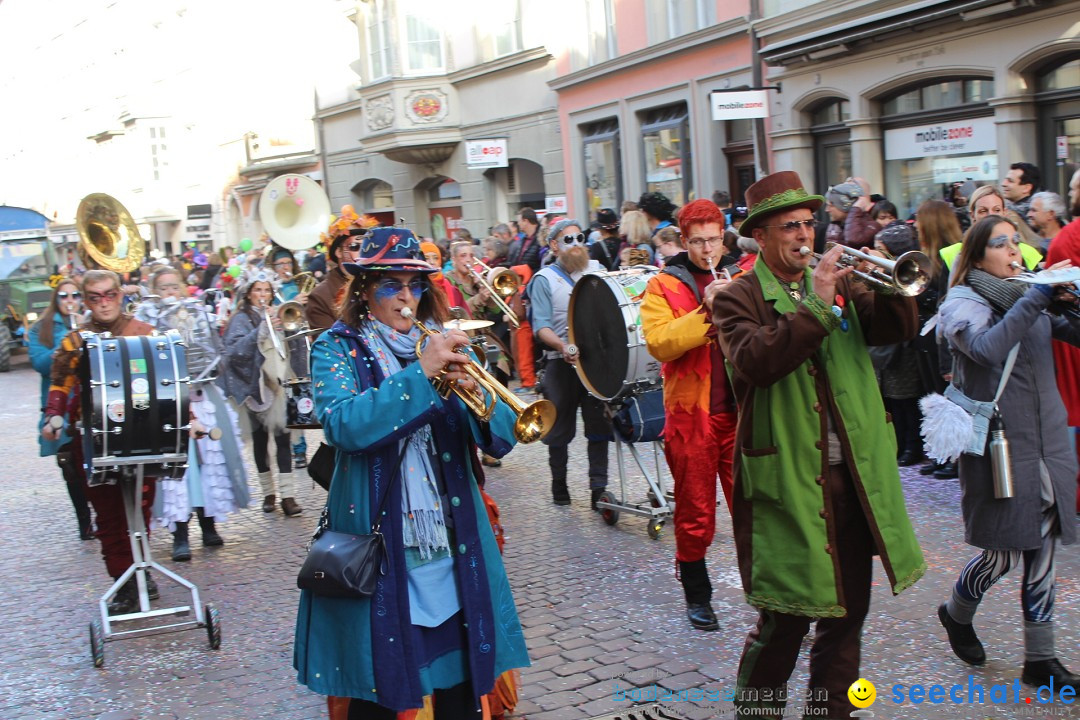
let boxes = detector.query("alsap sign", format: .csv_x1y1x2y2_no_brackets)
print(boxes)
466,139,508,168
885,117,996,160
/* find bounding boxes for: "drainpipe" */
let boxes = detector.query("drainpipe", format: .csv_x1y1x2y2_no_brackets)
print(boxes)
750,0,770,177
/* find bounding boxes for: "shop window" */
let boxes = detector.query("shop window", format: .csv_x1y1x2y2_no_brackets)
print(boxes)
582,119,622,218
809,99,851,195
364,0,391,81
642,104,692,207
1035,55,1080,195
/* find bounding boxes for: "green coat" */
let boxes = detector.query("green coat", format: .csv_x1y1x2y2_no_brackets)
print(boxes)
713,260,926,617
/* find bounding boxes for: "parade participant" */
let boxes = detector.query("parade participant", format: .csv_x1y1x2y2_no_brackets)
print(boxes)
447,242,497,322
221,269,303,517
135,267,248,561
528,219,610,507
713,171,925,718
637,191,676,236
653,226,684,267
589,208,622,271
505,209,541,391
421,241,466,310
28,278,93,540
1045,168,1080,514
936,215,1080,688
41,269,161,614
640,199,738,632
307,230,364,331
267,245,311,467
295,226,528,719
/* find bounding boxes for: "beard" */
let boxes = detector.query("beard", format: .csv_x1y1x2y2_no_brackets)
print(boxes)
559,246,589,274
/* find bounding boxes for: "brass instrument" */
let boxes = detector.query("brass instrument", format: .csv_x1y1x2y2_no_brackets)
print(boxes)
259,174,331,251
468,259,521,329
75,193,146,272
400,307,555,443
278,300,307,336
799,242,931,297
291,271,317,295
260,299,287,359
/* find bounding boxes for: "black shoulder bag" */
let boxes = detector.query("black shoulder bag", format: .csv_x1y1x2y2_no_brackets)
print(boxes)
297,443,408,598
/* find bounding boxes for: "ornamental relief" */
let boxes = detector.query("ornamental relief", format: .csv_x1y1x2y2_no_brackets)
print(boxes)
365,95,394,131
404,89,449,124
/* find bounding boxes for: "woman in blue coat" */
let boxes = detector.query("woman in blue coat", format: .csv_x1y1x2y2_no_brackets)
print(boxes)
28,278,93,539
294,227,529,719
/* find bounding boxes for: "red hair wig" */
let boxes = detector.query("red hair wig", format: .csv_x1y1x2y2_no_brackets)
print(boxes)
678,198,725,239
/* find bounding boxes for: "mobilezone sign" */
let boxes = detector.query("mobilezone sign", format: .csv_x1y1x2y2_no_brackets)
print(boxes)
711,90,769,120
884,116,996,160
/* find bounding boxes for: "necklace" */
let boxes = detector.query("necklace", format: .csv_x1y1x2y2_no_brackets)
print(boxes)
788,281,802,302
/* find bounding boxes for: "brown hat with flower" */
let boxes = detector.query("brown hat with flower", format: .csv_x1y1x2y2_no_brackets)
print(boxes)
738,171,824,237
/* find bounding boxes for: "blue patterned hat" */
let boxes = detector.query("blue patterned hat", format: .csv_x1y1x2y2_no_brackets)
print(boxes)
342,226,436,275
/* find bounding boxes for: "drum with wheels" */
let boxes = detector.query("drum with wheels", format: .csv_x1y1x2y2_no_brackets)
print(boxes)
568,267,661,401
79,330,189,483
286,379,320,429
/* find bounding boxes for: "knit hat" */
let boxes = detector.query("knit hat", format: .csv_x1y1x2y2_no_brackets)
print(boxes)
875,222,918,256
826,182,863,214
546,218,584,243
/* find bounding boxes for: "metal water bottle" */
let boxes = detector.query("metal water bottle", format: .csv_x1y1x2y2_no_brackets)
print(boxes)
988,413,1014,499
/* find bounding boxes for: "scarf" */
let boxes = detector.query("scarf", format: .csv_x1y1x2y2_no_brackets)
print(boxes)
361,316,450,560
966,268,1028,316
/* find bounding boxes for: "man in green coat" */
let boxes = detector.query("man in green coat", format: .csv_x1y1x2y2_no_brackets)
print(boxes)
713,171,926,719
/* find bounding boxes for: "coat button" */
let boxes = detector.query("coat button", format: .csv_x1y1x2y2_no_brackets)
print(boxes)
451,496,461,507
458,543,467,555
813,402,822,412
807,366,817,376
441,452,452,462
819,508,828,519
815,440,823,450
815,475,824,485
824,544,833,554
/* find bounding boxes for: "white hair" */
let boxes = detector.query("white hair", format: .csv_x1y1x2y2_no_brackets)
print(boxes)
737,236,760,254
1031,191,1065,218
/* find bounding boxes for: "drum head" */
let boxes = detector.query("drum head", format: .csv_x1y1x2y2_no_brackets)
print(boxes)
570,274,631,400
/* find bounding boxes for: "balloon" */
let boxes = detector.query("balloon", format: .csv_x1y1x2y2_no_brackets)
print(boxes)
187,242,197,249
239,237,253,252
227,265,242,278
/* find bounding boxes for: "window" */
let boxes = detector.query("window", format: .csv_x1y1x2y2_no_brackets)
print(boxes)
478,0,521,60
582,119,622,216
642,104,692,206
1037,56,1080,92
811,99,850,126
646,0,715,43
365,0,391,81
882,79,993,115
369,180,394,210
1035,56,1080,195
586,0,616,66
400,0,445,74
809,98,851,193
429,179,461,203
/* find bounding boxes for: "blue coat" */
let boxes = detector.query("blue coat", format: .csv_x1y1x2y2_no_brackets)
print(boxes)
293,322,529,710
28,314,66,457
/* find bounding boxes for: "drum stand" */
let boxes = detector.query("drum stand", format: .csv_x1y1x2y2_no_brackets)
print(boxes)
88,455,221,667
595,438,675,540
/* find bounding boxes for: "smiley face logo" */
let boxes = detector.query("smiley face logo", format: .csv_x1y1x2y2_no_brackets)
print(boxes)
848,678,876,709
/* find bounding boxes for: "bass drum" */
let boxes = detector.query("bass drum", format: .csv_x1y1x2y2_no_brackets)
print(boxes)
568,267,662,401
79,330,189,483
286,379,320,429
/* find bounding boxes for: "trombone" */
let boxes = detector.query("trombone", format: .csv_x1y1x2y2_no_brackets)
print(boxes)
468,259,521,329
799,242,931,297
400,307,554,443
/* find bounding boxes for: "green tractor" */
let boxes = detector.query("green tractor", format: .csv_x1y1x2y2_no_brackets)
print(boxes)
0,228,58,372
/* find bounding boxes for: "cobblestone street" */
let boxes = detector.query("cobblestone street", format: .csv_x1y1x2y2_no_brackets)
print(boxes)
2,354,1077,720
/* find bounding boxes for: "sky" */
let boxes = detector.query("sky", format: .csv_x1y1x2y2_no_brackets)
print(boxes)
0,0,359,217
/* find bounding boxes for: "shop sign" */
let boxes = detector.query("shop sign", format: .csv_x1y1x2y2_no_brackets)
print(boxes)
1058,136,1070,160
545,196,567,214
931,153,998,184
884,117,996,160
710,90,769,121
466,139,508,168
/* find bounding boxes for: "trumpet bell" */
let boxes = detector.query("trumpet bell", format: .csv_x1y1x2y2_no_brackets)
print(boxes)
891,250,932,297
278,300,307,333
513,398,556,444
259,174,331,251
487,267,519,298
76,193,146,272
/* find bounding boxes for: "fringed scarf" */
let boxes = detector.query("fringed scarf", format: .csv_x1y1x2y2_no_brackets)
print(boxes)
966,268,1028,316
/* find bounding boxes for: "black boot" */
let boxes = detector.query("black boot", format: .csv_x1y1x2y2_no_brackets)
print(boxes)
196,507,224,547
107,580,138,615
679,560,719,631
934,462,959,479
172,521,192,562
551,480,571,506
590,488,605,511
60,452,95,540
1022,658,1080,688
938,604,985,665
919,461,941,476
549,446,570,505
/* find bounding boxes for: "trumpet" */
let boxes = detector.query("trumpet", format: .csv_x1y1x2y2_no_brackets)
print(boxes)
287,271,317,296
259,299,287,359
1009,261,1080,318
799,243,931,296
278,300,308,336
468,259,521,329
400,307,555,443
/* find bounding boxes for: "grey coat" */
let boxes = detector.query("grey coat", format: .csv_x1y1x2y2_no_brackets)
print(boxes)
220,308,265,406
940,285,1079,550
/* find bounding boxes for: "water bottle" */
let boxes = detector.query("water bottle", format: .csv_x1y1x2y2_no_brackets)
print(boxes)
989,413,1014,500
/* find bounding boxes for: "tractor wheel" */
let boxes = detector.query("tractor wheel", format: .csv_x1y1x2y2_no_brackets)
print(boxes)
0,324,12,372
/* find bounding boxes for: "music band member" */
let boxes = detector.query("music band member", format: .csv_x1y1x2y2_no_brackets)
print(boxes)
640,198,739,632
306,229,364,331
41,269,160,615
28,279,93,540
295,226,528,719
713,172,925,718
528,219,610,508
221,270,303,517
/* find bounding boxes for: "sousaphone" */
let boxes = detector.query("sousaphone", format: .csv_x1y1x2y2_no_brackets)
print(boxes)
75,193,146,273
259,174,331,251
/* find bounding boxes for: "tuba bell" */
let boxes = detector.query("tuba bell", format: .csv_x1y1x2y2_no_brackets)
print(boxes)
259,174,331,251
75,193,146,272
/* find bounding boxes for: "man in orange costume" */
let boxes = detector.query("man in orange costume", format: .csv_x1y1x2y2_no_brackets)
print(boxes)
641,199,739,631
1044,168,1080,514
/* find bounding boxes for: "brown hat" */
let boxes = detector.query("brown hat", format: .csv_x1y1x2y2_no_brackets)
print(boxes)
738,171,824,237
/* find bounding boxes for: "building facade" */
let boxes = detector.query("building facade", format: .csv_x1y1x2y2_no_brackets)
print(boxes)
759,0,1080,217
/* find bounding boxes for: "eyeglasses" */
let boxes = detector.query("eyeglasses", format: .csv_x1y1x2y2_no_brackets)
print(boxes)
760,219,816,233
345,242,363,253
687,237,723,249
57,291,82,300
374,278,428,300
85,290,121,306
560,233,586,246
987,233,1022,249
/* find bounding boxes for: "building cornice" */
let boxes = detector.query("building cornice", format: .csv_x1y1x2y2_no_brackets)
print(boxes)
448,46,552,85
548,17,750,92
315,98,365,120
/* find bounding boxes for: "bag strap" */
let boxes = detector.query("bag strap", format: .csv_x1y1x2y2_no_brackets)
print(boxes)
549,264,576,287
994,343,1020,405
370,441,410,534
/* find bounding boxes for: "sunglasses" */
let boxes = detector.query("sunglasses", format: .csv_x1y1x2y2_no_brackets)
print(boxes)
57,291,82,300
560,233,586,246
85,290,121,305
761,219,816,233
345,242,363,253
987,233,1022,249
374,278,428,300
